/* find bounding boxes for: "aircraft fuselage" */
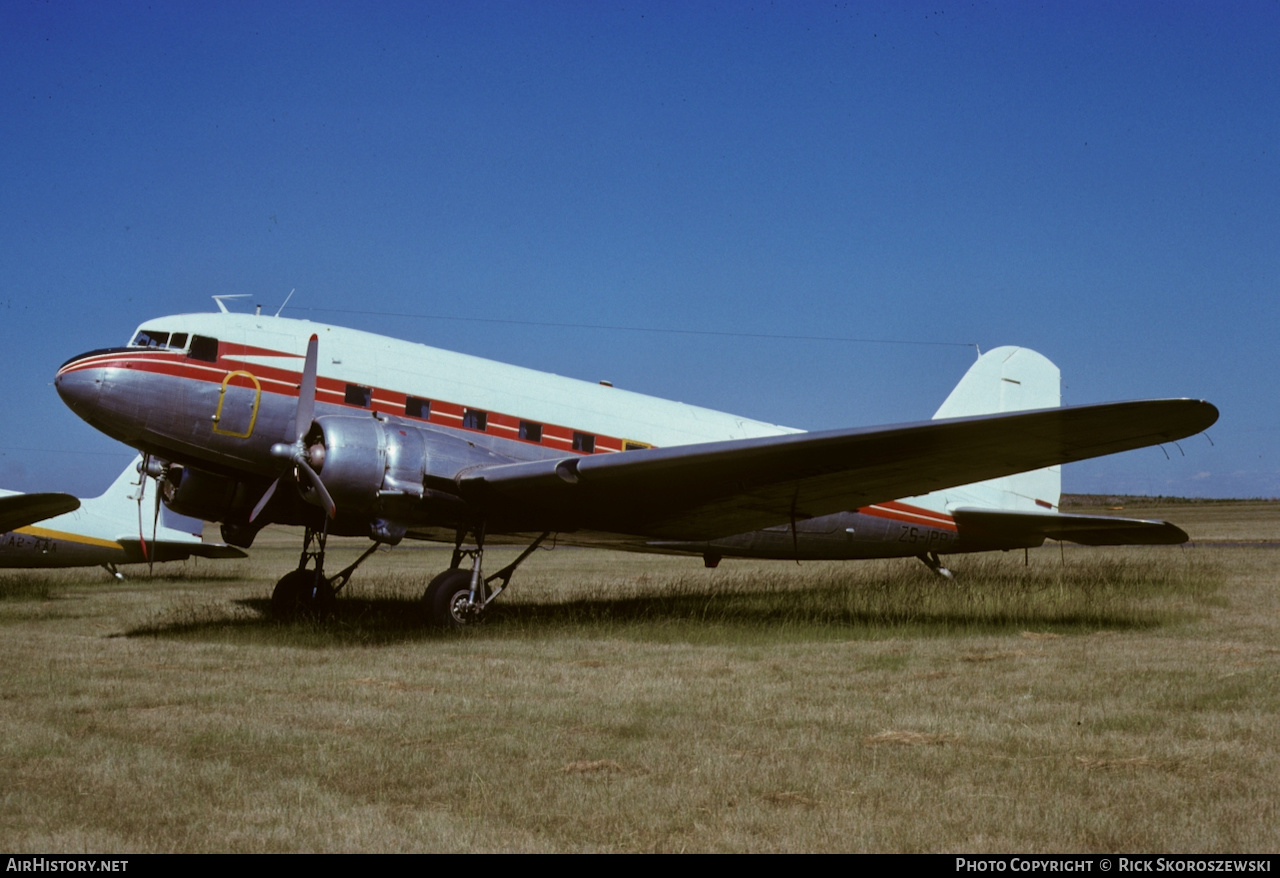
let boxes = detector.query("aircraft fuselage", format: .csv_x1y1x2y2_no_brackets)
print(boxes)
55,312,977,559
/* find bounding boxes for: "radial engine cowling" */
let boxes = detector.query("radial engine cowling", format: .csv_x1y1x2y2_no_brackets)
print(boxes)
305,415,431,516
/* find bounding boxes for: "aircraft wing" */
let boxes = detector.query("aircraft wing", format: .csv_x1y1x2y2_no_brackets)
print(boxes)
0,493,81,533
951,508,1189,546
457,399,1217,540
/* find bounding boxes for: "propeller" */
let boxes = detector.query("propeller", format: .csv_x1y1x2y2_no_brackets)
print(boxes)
135,457,149,565
250,334,337,522
136,454,163,573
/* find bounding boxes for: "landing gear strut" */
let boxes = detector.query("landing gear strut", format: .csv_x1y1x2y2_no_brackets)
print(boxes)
918,551,954,580
421,528,550,628
271,523,382,620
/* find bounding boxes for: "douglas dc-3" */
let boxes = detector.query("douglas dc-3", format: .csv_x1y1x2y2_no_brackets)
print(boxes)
54,306,1217,625
0,455,245,577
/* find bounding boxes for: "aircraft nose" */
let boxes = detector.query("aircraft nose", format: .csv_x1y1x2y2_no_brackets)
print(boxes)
54,352,105,416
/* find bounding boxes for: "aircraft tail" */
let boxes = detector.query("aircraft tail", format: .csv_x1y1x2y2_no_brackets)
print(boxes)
80,455,204,543
932,346,1061,512
83,455,149,513
930,348,1193,548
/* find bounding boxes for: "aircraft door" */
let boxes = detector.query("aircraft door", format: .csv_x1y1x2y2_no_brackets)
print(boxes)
211,370,262,439
200,336,263,440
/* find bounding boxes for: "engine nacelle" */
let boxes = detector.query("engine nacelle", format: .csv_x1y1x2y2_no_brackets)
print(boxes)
163,465,254,522
311,415,422,512
310,415,499,522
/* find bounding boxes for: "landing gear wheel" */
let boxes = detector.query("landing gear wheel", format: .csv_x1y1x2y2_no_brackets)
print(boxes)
272,569,335,620
422,568,480,629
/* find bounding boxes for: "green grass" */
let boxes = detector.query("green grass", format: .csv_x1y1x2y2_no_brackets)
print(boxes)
124,549,1222,647
0,505,1277,852
0,574,57,602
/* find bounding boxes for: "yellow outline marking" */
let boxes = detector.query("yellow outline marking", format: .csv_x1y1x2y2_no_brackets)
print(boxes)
212,371,262,438
15,526,123,551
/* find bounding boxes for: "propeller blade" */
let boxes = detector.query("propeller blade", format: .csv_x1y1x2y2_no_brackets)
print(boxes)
291,334,320,443
149,481,161,574
296,459,337,519
137,454,150,564
249,478,279,523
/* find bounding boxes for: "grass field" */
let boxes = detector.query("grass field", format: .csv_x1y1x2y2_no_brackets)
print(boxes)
2,502,1278,852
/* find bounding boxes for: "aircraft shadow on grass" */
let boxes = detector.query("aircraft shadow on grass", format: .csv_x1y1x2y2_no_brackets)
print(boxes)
118,580,1184,645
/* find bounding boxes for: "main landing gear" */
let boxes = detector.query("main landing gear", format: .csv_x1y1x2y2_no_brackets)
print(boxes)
271,524,381,620
269,521,551,627
421,527,551,628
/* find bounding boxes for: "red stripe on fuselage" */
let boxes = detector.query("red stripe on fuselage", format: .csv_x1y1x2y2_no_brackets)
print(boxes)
59,348,644,456
858,502,957,532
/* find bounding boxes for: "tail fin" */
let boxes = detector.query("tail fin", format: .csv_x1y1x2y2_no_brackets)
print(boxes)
933,347,1062,511
79,455,204,541
933,346,1060,419
81,455,148,516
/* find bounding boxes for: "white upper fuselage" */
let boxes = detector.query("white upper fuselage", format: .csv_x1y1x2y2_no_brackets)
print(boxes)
130,312,802,452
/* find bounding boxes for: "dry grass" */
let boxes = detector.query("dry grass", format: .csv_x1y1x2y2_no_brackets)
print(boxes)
1,503,1278,852
864,730,958,746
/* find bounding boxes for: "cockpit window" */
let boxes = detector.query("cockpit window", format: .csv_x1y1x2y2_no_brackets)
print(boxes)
129,329,190,353
131,329,169,348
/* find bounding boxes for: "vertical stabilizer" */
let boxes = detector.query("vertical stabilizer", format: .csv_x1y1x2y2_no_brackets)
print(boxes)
80,456,204,542
933,346,1060,419
83,455,148,513
930,347,1062,511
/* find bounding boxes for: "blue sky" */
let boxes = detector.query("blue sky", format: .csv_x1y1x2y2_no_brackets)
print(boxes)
1,1,1276,498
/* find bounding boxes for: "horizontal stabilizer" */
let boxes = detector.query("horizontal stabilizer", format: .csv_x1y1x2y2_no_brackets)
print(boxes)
0,493,81,533
117,540,248,562
952,507,1189,546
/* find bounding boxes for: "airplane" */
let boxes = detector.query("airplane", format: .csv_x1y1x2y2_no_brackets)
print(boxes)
53,306,1217,624
0,455,246,578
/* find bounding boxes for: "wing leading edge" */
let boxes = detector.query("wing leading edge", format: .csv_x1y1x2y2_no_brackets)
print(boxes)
457,399,1218,540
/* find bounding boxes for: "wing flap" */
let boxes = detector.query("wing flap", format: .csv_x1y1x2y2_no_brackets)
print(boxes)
458,399,1217,540
0,493,81,533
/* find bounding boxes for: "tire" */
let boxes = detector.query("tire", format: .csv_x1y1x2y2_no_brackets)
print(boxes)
421,568,478,629
272,569,335,620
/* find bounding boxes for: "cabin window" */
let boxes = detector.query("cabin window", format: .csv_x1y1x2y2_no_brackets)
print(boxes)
623,440,651,451
189,335,219,362
345,384,372,407
463,409,487,431
519,421,542,443
573,432,595,453
405,396,431,419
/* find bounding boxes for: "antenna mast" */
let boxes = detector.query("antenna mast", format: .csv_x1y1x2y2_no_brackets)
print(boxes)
275,288,296,318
